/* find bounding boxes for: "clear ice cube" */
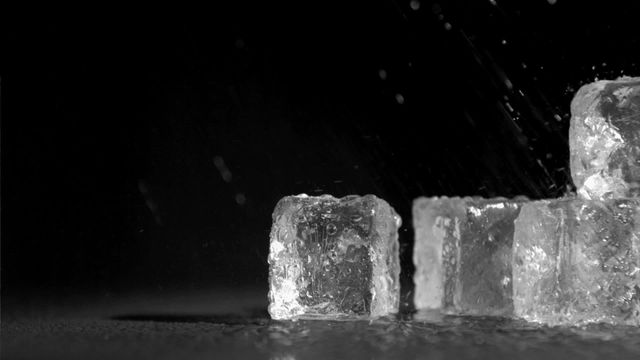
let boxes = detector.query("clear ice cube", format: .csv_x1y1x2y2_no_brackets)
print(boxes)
413,197,525,316
569,77,640,200
268,194,401,320
513,197,640,325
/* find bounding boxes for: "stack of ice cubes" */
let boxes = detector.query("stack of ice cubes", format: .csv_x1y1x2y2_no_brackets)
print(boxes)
512,78,640,325
413,77,640,325
268,77,639,325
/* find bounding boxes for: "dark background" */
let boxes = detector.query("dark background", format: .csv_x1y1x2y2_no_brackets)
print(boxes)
3,1,639,302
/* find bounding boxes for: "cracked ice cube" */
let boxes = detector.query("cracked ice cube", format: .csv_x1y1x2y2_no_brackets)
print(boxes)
268,194,401,320
413,197,525,316
513,197,640,325
569,77,640,200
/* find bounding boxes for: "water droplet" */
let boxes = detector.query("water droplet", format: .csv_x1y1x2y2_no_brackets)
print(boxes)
505,102,514,112
505,78,513,89
326,223,337,235
222,170,232,182
213,156,225,169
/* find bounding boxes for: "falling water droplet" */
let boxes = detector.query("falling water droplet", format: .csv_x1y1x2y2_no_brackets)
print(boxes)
235,193,246,205
505,79,513,89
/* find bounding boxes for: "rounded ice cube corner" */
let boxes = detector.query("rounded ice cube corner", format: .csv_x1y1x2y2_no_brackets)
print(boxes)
268,194,401,320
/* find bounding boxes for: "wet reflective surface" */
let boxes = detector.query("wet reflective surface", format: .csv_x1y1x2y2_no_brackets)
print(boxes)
3,290,640,359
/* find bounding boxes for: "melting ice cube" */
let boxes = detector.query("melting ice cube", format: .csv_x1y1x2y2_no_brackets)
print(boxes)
513,197,640,325
569,77,640,200
268,194,401,320
413,197,526,316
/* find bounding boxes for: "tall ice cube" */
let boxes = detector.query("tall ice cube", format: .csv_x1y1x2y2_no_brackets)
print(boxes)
569,77,640,200
413,197,525,316
268,194,401,320
513,197,640,325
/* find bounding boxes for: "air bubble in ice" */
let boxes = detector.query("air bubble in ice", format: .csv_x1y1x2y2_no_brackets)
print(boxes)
327,223,338,235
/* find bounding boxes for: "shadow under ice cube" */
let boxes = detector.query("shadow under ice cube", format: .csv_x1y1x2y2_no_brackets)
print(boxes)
268,194,401,320
513,198,640,325
413,197,525,316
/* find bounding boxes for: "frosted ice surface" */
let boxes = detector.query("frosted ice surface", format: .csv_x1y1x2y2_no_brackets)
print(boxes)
413,197,464,311
413,197,525,316
513,197,640,325
569,77,640,200
268,194,401,320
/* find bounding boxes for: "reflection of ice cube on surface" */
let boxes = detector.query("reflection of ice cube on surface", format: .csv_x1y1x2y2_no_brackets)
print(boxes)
513,197,640,325
268,194,401,320
413,197,526,316
569,77,640,200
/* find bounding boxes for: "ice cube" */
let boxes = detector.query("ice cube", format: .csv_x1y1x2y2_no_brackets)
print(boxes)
413,197,525,316
268,194,402,320
513,197,640,325
569,77,640,200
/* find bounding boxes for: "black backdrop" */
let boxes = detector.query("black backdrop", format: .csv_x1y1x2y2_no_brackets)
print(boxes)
3,1,639,299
